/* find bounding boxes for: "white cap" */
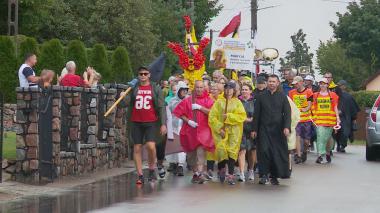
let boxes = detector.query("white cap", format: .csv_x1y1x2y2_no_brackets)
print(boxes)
304,75,314,81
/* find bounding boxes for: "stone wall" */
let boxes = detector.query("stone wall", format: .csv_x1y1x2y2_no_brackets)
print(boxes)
11,85,129,183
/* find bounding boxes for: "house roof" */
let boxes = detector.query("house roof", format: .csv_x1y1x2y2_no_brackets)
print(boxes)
363,70,380,88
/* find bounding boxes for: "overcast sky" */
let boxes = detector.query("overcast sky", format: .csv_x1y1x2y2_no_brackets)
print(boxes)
207,0,354,73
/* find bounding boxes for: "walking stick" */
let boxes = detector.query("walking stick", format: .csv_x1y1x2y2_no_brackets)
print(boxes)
104,79,138,117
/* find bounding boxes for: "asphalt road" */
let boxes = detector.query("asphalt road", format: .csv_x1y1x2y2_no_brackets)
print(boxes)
2,146,380,213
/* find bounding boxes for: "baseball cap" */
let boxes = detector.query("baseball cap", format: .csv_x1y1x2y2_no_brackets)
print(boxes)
337,80,348,86
292,76,304,85
304,75,314,81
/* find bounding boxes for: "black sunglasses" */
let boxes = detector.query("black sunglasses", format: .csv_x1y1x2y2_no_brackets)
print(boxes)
139,72,149,76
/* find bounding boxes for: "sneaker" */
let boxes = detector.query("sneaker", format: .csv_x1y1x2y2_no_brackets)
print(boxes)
326,154,332,163
205,170,214,180
315,156,326,164
198,174,207,184
238,173,245,182
148,169,157,181
340,147,346,153
167,163,177,172
191,174,199,184
259,175,268,185
270,178,279,185
176,166,184,176
218,168,226,183
294,155,302,164
301,152,307,163
227,175,236,185
158,167,166,179
136,175,144,185
248,170,255,181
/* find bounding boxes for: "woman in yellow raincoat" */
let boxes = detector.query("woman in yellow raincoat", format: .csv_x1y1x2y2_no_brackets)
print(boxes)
209,81,247,185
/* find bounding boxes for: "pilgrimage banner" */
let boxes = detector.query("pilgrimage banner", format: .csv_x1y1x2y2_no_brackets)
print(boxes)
210,37,255,70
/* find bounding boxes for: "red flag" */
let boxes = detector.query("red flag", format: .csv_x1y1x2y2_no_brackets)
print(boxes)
219,12,241,37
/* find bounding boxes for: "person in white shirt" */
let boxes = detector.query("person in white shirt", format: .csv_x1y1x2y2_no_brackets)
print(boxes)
18,53,40,88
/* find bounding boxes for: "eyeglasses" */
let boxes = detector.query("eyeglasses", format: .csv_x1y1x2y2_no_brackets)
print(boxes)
139,72,149,76
324,76,332,79
319,82,327,85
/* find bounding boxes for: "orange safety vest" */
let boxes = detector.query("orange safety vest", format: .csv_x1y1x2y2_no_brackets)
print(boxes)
312,91,339,127
289,88,313,123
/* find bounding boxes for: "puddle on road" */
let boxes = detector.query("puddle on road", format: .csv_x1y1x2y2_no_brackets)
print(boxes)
0,171,169,213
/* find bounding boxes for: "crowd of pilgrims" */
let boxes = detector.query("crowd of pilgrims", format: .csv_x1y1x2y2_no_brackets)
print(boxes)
155,69,360,186
16,54,360,186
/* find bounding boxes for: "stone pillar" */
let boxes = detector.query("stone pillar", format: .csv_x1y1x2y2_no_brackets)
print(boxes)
98,87,116,168
61,87,83,153
114,84,129,166
51,86,62,176
14,87,41,182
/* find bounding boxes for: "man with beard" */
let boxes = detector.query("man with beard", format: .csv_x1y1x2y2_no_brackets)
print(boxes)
252,75,291,185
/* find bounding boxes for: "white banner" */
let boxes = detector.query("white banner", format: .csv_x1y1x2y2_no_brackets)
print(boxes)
210,37,255,70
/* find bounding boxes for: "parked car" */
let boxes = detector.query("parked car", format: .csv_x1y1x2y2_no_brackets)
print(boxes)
366,94,380,161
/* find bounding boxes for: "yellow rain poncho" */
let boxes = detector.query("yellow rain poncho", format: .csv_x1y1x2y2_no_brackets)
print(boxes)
287,96,301,150
209,97,247,161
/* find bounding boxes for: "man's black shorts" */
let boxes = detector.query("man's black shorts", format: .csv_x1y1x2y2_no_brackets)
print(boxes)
131,122,159,145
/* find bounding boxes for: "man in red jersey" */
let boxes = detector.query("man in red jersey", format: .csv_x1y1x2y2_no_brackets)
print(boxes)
123,67,167,184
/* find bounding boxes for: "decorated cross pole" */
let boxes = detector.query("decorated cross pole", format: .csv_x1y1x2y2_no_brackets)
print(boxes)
167,15,210,91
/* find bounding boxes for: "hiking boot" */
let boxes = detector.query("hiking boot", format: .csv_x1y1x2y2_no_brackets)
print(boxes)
270,178,280,185
227,175,236,185
326,154,332,163
248,170,255,181
218,168,226,183
176,166,184,176
136,175,144,185
148,169,157,181
158,167,166,179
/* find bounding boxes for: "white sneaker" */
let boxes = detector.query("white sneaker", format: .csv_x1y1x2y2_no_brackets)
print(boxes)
248,170,255,181
238,173,245,182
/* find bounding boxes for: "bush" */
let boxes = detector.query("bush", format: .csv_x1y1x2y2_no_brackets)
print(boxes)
111,46,133,83
38,39,65,75
0,36,17,102
19,37,39,65
90,43,110,82
67,40,88,73
351,90,380,108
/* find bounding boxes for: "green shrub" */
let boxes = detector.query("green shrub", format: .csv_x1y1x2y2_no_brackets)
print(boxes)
19,37,39,65
0,36,17,102
351,90,380,108
38,39,65,75
67,40,88,73
90,43,110,82
111,46,133,83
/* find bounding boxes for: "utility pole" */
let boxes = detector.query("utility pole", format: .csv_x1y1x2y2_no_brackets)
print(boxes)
251,0,257,39
7,0,18,36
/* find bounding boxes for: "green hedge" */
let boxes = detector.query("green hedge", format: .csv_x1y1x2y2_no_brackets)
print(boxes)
351,90,380,108
0,36,134,102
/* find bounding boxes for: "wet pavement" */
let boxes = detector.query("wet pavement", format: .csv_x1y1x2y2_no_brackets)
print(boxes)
1,146,380,213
